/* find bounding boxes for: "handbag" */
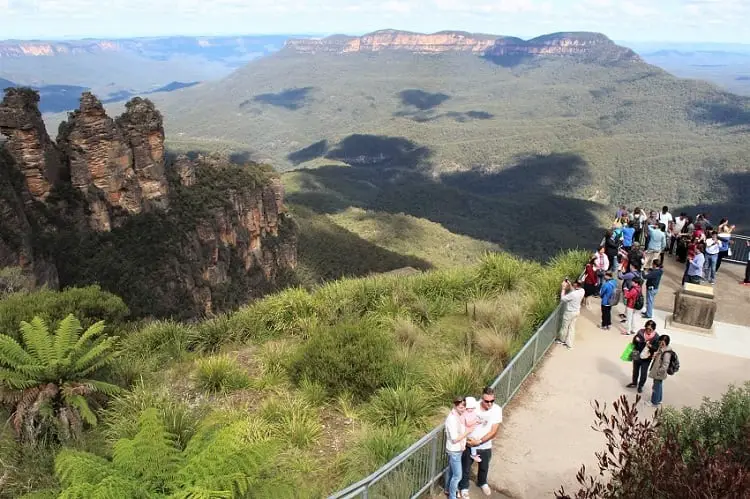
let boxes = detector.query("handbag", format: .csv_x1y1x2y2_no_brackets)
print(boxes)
620,343,635,362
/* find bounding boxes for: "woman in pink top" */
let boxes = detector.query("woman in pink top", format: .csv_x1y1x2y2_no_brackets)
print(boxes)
444,397,473,499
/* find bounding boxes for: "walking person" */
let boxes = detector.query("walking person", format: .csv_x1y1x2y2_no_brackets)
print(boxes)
444,397,472,499
555,279,585,349
599,271,616,330
704,232,720,284
627,320,660,394
641,260,663,319
649,335,673,407
460,387,502,498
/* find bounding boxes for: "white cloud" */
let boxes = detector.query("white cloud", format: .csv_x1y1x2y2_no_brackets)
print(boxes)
434,0,541,13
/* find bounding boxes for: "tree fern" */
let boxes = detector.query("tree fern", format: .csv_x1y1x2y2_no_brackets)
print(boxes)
0,314,121,443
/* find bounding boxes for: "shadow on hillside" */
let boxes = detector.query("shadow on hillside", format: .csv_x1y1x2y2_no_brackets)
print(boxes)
689,93,750,127
244,86,315,110
287,134,432,169
481,53,532,68
287,135,603,261
676,171,750,230
292,205,432,282
399,89,451,110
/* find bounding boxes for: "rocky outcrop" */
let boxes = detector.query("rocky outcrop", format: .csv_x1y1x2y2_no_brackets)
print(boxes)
57,92,169,230
0,87,297,316
284,30,641,63
0,41,120,57
0,88,66,202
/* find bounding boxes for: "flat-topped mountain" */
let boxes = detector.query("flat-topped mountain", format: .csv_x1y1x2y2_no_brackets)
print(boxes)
283,29,639,62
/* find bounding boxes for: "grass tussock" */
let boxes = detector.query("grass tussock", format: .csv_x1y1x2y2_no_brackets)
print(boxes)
365,385,436,430
194,355,251,394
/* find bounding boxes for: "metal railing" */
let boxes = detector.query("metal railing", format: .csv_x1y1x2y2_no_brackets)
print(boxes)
329,304,564,499
726,235,749,264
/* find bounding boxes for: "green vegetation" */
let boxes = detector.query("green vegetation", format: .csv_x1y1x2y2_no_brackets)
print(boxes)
0,315,120,444
0,249,587,497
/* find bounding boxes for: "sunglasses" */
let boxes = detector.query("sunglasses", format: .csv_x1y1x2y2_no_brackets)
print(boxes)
482,398,495,404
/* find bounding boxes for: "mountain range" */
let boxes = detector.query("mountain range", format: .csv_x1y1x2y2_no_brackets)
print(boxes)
138,30,749,239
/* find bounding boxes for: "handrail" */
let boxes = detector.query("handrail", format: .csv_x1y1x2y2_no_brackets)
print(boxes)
329,303,564,499
726,234,749,264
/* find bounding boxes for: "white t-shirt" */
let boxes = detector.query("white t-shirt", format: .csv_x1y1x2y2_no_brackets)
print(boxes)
674,216,687,234
445,410,466,452
658,212,673,228
473,403,502,450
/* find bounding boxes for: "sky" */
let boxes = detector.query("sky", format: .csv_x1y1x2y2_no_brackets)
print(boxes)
1,0,749,44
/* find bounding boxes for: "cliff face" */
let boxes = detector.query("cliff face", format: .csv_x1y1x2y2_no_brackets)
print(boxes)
284,30,641,62
0,41,120,57
0,88,66,202
0,88,297,316
57,93,168,230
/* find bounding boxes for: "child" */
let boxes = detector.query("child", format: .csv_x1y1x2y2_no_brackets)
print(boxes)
461,397,485,462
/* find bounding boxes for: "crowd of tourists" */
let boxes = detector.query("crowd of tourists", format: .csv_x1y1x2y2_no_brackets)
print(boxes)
444,206,746,498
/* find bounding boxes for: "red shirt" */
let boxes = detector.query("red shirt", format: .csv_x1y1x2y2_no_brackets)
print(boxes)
584,265,598,285
624,285,641,309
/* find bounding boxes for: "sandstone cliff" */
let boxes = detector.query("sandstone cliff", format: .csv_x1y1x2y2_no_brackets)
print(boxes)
284,30,640,62
0,88,297,317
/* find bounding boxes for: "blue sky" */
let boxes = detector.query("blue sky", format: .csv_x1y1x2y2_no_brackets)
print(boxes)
1,0,749,44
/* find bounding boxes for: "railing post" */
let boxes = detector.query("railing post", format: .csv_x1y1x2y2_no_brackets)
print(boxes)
429,435,438,494
532,331,539,362
506,362,513,401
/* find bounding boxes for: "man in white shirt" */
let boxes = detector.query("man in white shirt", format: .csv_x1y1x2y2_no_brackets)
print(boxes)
459,387,503,497
556,279,585,349
658,206,673,230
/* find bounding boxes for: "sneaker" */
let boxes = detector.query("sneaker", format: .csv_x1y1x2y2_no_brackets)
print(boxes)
626,382,637,388
598,325,608,330
554,339,563,345
460,490,470,498
480,484,492,496
621,330,630,335
565,343,572,350
637,387,643,394
651,402,661,408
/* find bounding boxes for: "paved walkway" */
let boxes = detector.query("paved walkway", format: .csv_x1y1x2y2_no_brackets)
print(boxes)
485,260,750,499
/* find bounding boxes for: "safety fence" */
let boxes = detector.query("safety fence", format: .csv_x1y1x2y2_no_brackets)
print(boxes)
329,303,564,499
726,235,749,264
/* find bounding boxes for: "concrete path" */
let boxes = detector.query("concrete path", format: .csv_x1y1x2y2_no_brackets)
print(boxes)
485,260,750,499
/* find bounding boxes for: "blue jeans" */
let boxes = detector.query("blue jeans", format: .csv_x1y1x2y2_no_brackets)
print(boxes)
445,451,463,498
645,287,657,318
704,253,718,282
651,379,663,405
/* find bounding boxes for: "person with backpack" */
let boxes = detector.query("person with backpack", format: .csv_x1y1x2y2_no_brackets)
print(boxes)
649,334,677,407
627,320,660,394
599,271,617,330
621,277,643,336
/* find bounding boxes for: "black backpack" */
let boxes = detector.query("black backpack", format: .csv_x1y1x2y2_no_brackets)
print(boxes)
667,350,680,375
634,291,644,310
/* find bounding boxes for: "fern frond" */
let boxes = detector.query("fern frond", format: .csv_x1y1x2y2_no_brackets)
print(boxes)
71,320,107,354
20,316,55,365
0,366,39,390
65,394,97,426
71,337,118,375
54,314,83,363
113,408,182,491
55,448,117,487
76,379,122,397
0,334,36,368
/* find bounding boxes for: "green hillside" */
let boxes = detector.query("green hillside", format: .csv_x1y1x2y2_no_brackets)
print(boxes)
150,49,750,215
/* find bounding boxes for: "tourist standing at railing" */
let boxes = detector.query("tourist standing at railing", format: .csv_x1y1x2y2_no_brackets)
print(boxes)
556,279,585,349
460,387,502,498
716,219,735,272
444,397,473,499
704,232,720,285
593,246,609,291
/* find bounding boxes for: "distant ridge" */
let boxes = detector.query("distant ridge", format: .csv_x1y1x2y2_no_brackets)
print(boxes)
283,29,640,62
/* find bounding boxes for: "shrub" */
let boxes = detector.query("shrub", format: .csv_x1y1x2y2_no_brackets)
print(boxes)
430,354,492,401
121,319,193,363
557,394,750,498
393,317,423,348
103,383,205,449
0,314,121,444
0,285,128,341
365,385,435,430
474,326,513,367
194,355,250,394
259,394,323,449
0,266,34,297
475,252,537,294
298,377,328,407
290,319,396,400
341,424,415,485
188,313,232,353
